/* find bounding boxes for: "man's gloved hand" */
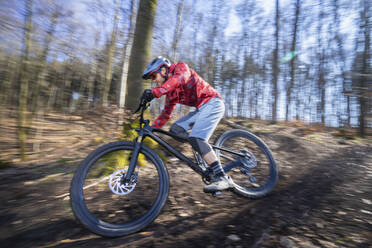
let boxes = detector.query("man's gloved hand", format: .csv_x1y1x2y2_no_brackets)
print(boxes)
142,89,154,102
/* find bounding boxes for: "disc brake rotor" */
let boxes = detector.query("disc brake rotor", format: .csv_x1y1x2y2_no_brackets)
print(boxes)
108,169,137,196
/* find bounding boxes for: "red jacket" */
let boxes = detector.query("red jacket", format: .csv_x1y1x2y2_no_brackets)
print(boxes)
152,62,221,128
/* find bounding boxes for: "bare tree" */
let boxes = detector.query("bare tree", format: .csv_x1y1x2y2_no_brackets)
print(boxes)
285,0,301,121
204,0,224,86
31,1,61,113
118,0,137,109
86,31,100,108
354,0,371,136
272,0,280,122
17,0,33,160
171,0,184,62
126,0,157,111
317,0,326,124
102,0,121,106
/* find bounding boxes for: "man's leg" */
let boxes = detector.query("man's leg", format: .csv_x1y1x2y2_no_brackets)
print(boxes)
188,98,231,192
169,109,198,140
189,137,224,174
169,123,189,141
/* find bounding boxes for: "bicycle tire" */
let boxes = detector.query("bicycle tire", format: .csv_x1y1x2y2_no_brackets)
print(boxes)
70,141,169,237
214,129,278,198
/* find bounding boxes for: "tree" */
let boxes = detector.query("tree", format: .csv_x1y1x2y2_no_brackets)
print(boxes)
285,0,301,121
31,1,61,113
118,0,137,109
102,0,121,106
204,0,224,86
351,0,371,136
317,0,326,124
171,0,184,62
332,0,351,126
126,0,157,111
17,0,33,160
271,0,280,122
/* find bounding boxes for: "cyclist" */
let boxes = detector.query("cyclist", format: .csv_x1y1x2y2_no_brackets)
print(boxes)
141,56,233,192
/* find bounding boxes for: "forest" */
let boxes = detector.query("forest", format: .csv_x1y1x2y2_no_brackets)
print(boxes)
0,1,372,247
0,0,371,160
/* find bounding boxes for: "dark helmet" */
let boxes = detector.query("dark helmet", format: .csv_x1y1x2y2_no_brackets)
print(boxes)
142,56,171,79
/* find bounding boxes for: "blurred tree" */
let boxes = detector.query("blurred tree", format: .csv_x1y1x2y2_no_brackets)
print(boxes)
126,0,157,111
332,0,351,126
285,0,301,121
118,0,137,109
204,0,224,86
316,0,326,124
220,59,240,117
102,0,121,107
236,0,261,117
351,0,371,136
272,0,280,123
171,0,184,62
85,32,100,109
31,0,61,114
17,0,33,160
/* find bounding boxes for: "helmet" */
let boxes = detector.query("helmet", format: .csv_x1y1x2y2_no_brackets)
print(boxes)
142,56,171,79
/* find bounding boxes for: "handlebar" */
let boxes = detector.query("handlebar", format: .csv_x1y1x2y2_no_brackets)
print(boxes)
133,95,151,127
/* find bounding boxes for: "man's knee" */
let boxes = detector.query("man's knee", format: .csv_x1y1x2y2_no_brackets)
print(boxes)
189,137,212,157
170,124,189,141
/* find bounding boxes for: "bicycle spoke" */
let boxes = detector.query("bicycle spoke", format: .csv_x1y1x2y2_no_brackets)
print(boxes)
214,130,278,198
81,149,161,225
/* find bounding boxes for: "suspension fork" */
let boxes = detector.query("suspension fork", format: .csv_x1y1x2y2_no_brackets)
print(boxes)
123,131,145,182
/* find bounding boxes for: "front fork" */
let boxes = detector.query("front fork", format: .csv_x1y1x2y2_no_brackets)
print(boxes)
123,132,144,183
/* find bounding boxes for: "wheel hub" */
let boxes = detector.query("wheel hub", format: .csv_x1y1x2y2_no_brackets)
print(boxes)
108,169,137,196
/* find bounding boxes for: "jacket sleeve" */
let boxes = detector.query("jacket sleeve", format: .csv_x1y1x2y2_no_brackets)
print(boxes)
152,62,191,98
152,97,176,128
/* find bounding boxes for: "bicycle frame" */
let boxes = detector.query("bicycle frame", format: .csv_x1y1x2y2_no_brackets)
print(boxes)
124,100,245,182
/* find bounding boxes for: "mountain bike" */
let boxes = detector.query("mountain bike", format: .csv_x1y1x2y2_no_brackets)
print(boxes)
70,96,278,237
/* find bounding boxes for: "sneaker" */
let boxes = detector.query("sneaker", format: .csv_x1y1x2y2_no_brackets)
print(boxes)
203,175,233,193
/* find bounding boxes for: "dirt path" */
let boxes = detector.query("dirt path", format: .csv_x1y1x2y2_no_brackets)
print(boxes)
0,115,371,248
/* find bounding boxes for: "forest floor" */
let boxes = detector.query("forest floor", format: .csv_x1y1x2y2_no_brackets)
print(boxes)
0,106,371,248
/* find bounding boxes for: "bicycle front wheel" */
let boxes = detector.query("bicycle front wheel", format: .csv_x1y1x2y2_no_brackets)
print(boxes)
70,141,169,237
214,129,278,198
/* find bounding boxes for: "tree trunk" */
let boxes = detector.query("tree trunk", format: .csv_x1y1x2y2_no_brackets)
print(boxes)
31,3,59,114
102,0,120,106
118,0,137,109
205,0,222,86
271,0,280,122
193,10,202,72
332,0,350,126
285,0,300,121
172,0,185,116
126,0,157,111
172,0,184,62
86,32,100,108
17,0,33,161
358,0,370,137
318,1,326,124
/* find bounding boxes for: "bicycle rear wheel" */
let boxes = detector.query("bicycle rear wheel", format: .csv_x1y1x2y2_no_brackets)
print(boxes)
70,141,169,237
214,129,278,198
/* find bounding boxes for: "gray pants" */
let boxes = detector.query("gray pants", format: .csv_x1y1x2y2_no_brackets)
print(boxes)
174,97,225,141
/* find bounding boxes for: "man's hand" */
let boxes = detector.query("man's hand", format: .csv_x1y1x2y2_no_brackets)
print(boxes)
142,89,154,102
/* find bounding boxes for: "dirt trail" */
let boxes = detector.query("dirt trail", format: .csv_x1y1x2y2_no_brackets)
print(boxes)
0,109,371,248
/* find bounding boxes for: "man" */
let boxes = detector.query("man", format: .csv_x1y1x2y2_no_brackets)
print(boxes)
141,56,232,192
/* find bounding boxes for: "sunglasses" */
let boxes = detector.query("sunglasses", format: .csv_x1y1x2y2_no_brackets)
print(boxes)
150,74,157,80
